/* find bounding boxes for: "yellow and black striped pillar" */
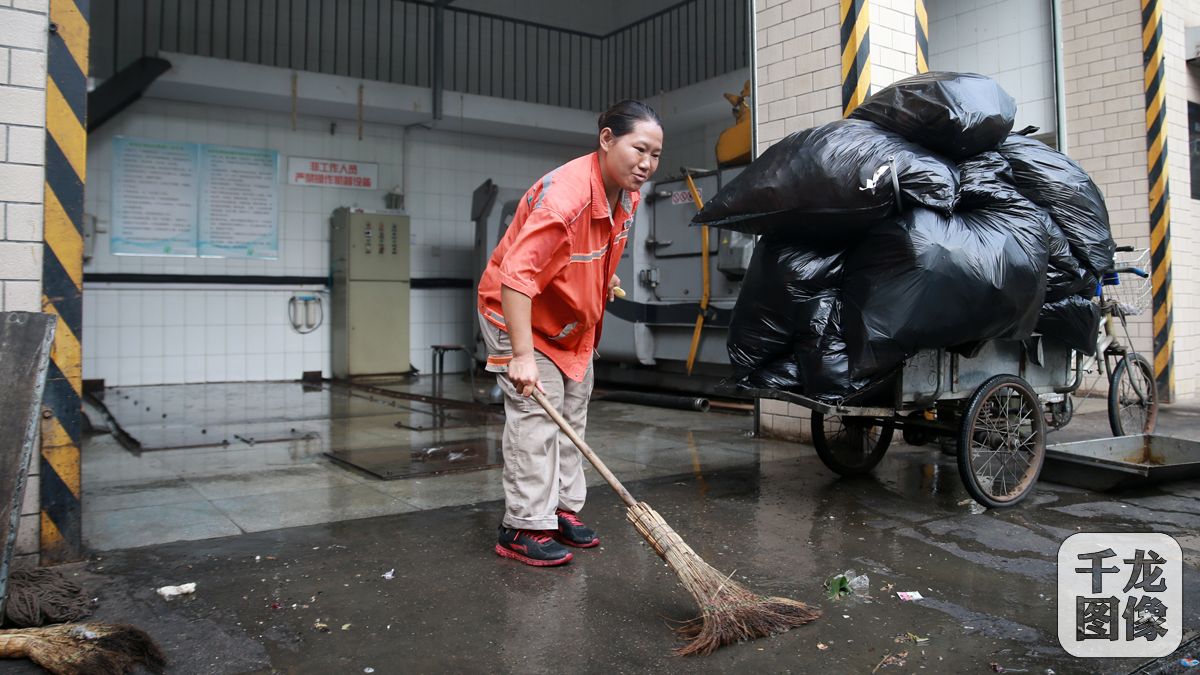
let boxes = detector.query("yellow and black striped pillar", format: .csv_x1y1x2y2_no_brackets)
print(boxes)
914,0,929,74
40,0,89,563
840,0,871,117
1140,0,1174,403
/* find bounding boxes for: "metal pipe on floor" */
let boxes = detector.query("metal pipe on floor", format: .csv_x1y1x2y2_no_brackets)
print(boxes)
594,390,711,413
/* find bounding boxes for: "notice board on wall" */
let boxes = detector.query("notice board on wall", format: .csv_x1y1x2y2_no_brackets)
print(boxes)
111,137,279,259
199,146,279,259
111,138,200,256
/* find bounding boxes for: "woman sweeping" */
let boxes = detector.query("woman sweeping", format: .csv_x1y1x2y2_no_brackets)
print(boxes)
477,100,663,566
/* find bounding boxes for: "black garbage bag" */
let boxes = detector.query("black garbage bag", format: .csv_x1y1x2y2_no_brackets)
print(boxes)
794,290,872,400
955,151,1015,205
727,235,843,383
849,72,1017,159
740,356,805,392
1037,295,1101,355
956,151,1092,301
1045,218,1095,301
843,202,1050,379
999,133,1116,276
692,119,958,236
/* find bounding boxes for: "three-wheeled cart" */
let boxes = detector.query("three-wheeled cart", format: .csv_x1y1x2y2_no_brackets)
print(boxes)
744,249,1160,508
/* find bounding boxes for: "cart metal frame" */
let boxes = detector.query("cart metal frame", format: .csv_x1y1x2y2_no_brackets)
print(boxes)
746,338,1071,508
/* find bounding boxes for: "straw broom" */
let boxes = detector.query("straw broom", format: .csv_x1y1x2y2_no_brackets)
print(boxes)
530,388,820,655
0,622,165,675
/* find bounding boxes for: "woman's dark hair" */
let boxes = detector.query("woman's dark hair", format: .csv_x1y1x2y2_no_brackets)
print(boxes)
597,99,662,138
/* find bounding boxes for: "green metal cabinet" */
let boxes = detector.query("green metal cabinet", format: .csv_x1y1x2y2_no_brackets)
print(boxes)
330,208,411,377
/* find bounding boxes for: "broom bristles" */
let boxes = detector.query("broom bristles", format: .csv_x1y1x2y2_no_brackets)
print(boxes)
627,501,821,656
0,622,166,675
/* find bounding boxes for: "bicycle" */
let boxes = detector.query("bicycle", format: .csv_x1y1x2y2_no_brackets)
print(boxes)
1045,246,1158,437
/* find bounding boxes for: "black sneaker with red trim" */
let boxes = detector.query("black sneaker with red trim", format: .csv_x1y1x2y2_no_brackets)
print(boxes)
495,527,573,566
555,508,600,548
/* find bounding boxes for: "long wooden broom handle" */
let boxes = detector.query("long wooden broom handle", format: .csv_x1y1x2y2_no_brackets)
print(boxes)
529,387,638,508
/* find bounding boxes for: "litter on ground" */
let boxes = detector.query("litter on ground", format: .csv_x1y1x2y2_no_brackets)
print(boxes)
155,582,196,599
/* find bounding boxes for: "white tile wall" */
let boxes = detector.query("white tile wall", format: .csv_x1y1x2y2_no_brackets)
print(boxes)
1,0,49,565
0,3,48,315
1161,1,1199,398
1060,0,1155,369
755,0,844,152
83,97,584,385
927,0,1057,135
85,286,330,385
871,0,919,90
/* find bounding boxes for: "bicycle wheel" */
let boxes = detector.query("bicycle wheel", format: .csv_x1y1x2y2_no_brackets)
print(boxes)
1108,353,1157,436
811,412,894,476
957,375,1046,508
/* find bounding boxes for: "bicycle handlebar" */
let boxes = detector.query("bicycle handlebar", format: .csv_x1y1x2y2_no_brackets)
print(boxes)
1112,266,1149,279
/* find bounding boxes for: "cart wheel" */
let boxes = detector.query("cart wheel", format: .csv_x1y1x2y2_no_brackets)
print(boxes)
1044,397,1073,430
957,375,1045,508
812,412,894,476
1108,353,1157,436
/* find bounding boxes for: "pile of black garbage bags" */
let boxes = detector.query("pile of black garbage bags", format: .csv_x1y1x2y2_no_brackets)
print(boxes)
701,72,1117,402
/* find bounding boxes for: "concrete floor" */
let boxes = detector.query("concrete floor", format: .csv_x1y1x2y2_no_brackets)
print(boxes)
4,379,1199,674
81,378,767,551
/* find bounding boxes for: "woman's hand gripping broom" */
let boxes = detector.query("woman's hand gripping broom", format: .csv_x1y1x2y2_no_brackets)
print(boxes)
529,388,821,655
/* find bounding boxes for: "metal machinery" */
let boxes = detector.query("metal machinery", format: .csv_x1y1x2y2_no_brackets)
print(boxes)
331,208,411,377
469,170,753,395
596,168,753,393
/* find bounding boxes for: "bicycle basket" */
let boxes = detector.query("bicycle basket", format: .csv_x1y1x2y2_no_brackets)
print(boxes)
1103,248,1152,316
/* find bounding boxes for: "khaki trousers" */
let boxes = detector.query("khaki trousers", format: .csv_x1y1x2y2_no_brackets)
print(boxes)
478,312,593,530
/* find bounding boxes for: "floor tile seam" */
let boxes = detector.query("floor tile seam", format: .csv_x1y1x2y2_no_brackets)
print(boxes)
83,494,215,514
591,462,714,483
200,494,253,536
605,440,763,459
325,435,503,454
206,482,421,512
79,475,182,492
182,474,367,502
84,527,246,553
318,462,382,486
82,483,213,514
355,478,453,512
630,454,760,472
212,497,428,535
110,411,422,433
682,440,766,456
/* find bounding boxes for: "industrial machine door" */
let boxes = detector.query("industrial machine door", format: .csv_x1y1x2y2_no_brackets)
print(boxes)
646,172,744,303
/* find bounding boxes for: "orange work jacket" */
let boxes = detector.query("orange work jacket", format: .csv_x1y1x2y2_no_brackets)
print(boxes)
477,152,638,382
